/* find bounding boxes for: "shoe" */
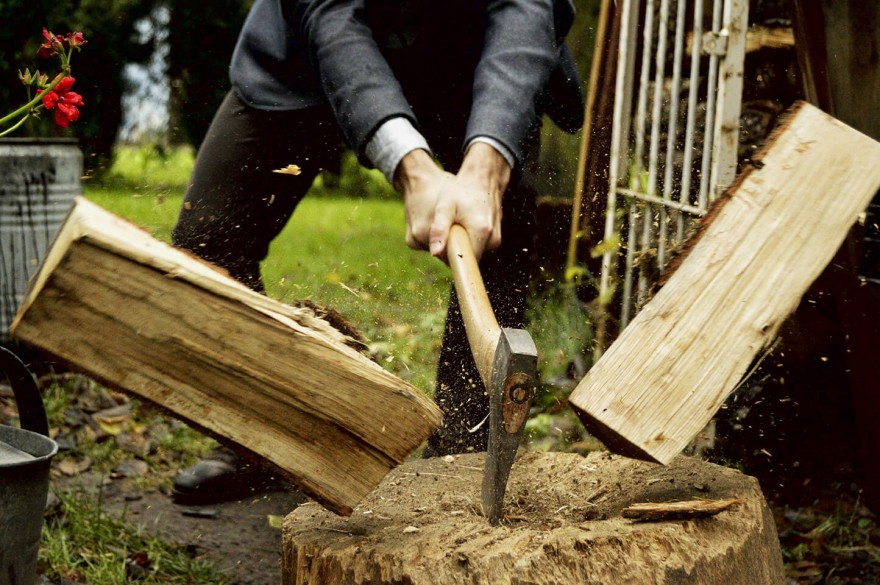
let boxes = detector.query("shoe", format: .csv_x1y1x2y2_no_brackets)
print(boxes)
171,448,284,505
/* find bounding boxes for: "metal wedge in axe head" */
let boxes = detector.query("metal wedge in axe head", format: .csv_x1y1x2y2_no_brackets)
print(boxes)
446,224,537,525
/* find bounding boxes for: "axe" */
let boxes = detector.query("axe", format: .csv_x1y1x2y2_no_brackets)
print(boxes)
446,224,537,525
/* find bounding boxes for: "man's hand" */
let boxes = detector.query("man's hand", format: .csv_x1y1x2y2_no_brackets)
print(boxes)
395,142,511,261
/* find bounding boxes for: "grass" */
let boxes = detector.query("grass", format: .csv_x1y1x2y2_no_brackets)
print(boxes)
39,486,229,584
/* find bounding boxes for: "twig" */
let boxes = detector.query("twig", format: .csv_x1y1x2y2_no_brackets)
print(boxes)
402,472,465,480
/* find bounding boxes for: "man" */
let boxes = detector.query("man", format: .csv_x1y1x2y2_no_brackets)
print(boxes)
171,0,583,504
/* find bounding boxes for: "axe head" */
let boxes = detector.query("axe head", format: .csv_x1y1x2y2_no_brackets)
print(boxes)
481,327,537,525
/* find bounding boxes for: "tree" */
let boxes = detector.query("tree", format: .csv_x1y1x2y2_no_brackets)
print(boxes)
164,0,252,147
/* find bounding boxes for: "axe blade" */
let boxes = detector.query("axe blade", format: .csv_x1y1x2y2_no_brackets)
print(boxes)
481,327,537,525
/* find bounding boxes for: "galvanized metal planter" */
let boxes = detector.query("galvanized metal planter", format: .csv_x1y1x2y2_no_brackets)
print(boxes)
0,138,82,342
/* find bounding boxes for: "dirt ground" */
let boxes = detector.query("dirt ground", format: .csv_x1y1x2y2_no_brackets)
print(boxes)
94,481,303,584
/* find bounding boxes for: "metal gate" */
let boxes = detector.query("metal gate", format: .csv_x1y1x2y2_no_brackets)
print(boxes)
597,0,749,338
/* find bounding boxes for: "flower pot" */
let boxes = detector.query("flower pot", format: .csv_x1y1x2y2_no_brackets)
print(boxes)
0,138,82,342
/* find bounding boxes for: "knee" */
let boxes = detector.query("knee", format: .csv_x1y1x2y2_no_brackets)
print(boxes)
171,207,264,292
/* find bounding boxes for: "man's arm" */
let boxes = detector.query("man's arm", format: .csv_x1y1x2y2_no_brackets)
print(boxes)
402,0,572,260
291,0,416,159
466,0,576,166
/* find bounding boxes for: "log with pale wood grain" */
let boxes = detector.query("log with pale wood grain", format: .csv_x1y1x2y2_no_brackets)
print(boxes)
9,197,442,515
569,102,880,465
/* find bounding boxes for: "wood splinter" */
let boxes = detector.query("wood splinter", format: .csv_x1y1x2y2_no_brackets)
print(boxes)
622,498,741,522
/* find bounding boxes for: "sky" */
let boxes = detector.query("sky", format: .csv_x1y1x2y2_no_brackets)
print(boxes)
118,5,170,143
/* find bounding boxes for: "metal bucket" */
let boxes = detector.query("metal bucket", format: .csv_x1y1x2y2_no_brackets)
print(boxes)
0,138,82,342
0,346,58,585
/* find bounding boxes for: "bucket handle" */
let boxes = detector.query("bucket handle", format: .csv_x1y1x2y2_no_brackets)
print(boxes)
0,346,49,437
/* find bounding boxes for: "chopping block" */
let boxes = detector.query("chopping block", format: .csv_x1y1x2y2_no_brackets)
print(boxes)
282,451,784,585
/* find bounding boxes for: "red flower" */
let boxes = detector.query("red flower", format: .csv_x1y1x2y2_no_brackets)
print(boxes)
39,76,84,128
37,27,66,59
66,32,87,49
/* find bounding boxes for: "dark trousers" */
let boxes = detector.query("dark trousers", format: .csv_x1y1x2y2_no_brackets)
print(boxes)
172,91,537,456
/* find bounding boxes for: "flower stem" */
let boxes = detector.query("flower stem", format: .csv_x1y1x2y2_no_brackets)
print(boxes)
0,114,31,137
0,72,64,129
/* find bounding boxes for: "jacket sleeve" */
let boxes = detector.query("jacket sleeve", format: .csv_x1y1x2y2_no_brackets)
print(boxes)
289,0,417,158
466,0,577,166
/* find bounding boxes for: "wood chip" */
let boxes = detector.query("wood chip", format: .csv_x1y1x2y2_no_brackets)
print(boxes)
622,498,740,522
272,164,302,175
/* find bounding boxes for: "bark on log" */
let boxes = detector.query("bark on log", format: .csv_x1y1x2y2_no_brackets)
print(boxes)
283,451,785,585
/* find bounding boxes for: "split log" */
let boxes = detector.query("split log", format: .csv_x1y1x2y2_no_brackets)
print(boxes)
568,102,880,464
282,451,784,584
9,197,442,515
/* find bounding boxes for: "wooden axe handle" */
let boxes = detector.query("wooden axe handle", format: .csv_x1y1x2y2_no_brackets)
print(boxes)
447,224,501,388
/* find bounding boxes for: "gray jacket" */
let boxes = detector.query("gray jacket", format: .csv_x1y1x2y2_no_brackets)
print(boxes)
230,0,583,167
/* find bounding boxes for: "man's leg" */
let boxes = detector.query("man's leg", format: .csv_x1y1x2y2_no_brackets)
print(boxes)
172,91,344,292
170,91,345,503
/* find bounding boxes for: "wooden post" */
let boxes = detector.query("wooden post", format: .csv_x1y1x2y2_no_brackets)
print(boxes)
791,0,880,511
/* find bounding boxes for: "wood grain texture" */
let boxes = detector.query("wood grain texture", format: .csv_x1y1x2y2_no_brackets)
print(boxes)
569,103,880,464
10,197,442,515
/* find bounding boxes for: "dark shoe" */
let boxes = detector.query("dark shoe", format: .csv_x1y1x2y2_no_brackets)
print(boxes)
172,448,284,505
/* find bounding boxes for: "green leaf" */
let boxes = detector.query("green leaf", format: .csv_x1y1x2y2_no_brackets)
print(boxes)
590,234,620,258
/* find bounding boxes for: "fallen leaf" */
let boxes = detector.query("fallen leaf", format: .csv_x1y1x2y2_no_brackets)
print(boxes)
116,431,152,458
267,515,285,529
93,403,134,436
57,457,93,476
113,459,149,478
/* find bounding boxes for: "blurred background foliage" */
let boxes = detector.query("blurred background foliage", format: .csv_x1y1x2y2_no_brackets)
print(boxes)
0,0,600,195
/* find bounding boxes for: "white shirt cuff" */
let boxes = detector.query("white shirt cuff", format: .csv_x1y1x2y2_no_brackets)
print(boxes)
467,136,516,170
365,117,431,184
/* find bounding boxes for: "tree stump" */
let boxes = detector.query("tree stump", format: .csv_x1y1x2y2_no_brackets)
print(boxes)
282,451,785,584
